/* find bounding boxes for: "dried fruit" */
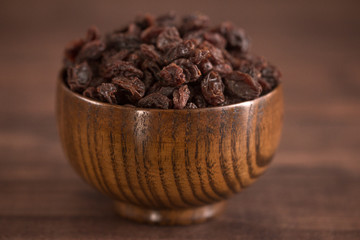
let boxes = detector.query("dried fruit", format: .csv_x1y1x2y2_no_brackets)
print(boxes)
201,71,225,106
62,12,281,109
138,93,171,109
224,71,261,100
173,85,191,109
112,76,145,102
158,63,186,87
97,83,119,104
67,62,93,92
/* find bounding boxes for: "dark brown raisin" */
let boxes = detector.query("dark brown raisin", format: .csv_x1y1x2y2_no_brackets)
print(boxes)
140,26,164,44
86,26,101,42
183,30,205,45
217,21,250,53
193,94,207,108
83,86,99,99
64,38,85,63
140,44,162,63
224,71,261,100
112,76,145,102
189,48,210,65
135,13,155,29
203,32,226,49
101,60,143,79
164,39,196,64
158,63,186,87
173,85,191,109
173,58,201,82
77,40,106,62
258,78,272,95
137,93,171,109
201,71,225,106
198,59,213,74
185,102,198,109
181,13,210,33
97,83,119,104
67,62,93,92
156,27,182,51
156,11,177,27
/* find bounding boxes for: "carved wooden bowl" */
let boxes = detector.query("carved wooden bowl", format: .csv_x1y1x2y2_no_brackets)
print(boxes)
56,77,283,225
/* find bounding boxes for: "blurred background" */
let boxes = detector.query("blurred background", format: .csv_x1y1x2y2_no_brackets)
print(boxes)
0,0,359,239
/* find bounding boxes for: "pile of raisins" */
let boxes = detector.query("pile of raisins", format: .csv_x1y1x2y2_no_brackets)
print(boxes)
62,12,281,109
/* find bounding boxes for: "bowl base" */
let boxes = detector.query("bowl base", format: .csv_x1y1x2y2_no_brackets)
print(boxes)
113,200,226,225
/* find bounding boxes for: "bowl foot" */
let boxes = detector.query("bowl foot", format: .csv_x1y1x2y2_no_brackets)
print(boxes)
113,200,226,225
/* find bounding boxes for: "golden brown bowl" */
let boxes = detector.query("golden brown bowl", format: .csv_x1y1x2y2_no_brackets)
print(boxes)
56,77,283,225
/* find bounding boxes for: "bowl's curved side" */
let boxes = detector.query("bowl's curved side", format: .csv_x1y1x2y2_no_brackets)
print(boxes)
56,79,283,210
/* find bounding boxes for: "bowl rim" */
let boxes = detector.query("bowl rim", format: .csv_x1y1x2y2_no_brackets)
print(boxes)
58,75,282,112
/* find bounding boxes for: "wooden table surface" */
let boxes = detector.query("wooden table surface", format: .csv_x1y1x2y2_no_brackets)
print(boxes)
0,0,359,239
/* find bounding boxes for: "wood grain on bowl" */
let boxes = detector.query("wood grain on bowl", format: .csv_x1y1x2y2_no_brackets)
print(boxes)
56,78,283,225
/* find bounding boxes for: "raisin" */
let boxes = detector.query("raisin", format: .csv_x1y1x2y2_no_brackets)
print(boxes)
183,30,205,45
193,94,207,108
203,32,226,49
189,48,210,65
258,78,272,95
64,38,85,63
181,13,210,33
224,71,261,100
185,102,198,109
135,13,155,29
173,85,191,109
217,21,250,53
83,86,99,99
67,62,93,92
201,71,225,106
101,60,143,79
140,26,164,44
77,40,106,62
138,93,171,109
125,50,143,67
112,76,145,102
173,58,201,82
158,63,186,87
198,59,213,74
97,83,119,104
156,27,182,51
140,44,162,63
156,11,177,27
86,26,101,42
164,39,196,64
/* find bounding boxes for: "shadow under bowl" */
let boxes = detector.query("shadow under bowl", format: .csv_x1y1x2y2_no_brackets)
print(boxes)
56,77,284,225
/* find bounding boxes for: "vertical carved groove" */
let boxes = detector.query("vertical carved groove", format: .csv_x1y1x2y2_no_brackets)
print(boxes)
157,112,180,208
108,110,133,203
86,106,108,194
133,113,156,207
194,112,220,202
93,108,115,197
171,114,195,207
219,109,237,193
121,111,147,206
184,111,210,205
230,108,245,188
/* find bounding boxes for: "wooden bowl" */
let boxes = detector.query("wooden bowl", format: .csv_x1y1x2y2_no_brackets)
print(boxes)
56,77,283,225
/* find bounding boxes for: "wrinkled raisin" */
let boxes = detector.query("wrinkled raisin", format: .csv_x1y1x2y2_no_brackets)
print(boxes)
138,93,171,109
217,21,249,53
224,71,261,100
156,27,182,51
158,63,186,87
185,102,198,109
173,85,190,109
173,58,201,82
181,13,210,33
67,62,93,92
83,86,99,99
97,83,119,104
77,40,106,62
112,76,145,102
201,71,225,106
164,39,196,64
101,60,143,79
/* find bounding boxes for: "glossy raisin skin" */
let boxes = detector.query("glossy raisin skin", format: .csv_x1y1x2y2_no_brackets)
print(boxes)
62,13,281,109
